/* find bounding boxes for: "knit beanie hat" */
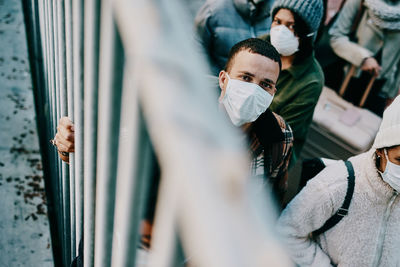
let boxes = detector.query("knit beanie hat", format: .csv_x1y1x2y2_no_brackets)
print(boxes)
373,95,400,149
271,0,323,37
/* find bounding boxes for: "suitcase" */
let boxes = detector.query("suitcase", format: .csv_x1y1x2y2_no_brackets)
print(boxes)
302,65,382,160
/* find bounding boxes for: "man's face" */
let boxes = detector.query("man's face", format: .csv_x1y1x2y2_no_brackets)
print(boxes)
218,50,280,101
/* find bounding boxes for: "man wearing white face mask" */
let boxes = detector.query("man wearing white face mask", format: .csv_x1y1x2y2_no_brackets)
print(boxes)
219,38,294,204
277,95,400,266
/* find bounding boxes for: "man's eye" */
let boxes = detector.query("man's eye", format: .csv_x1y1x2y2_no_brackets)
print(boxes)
261,82,272,89
288,24,295,30
242,75,251,82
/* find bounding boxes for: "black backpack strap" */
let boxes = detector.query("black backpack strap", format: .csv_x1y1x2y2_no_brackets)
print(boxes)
313,161,355,236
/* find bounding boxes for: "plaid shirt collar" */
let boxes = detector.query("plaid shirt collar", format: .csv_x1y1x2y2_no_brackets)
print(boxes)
248,110,293,180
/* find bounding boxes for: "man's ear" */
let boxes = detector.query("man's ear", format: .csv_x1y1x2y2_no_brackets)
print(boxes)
218,70,227,101
219,70,227,91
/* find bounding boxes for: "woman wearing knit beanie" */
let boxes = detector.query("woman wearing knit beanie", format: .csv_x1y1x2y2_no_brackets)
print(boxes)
277,96,400,266
259,0,325,168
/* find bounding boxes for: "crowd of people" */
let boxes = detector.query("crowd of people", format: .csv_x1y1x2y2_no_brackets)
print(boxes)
53,0,400,266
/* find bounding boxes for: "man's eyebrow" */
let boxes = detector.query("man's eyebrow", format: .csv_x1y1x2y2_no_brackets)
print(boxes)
238,71,255,77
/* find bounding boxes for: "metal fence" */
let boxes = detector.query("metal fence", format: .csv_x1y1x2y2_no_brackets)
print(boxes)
22,0,292,266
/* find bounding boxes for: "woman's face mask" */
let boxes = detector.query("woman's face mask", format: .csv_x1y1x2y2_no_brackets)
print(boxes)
380,149,400,191
220,73,274,127
270,25,299,56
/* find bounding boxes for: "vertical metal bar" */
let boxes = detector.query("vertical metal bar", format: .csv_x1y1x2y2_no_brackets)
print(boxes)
94,2,124,264
37,0,46,85
46,0,55,133
47,3,63,248
65,0,77,259
37,0,47,85
72,0,84,254
52,2,67,264
58,0,72,264
53,0,60,127
110,65,152,267
58,0,68,117
83,0,101,266
44,0,55,230
21,0,63,265
44,0,51,105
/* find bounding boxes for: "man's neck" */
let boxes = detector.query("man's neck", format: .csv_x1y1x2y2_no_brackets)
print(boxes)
240,122,253,134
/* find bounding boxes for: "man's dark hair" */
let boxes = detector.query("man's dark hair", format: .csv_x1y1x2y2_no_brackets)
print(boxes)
224,38,282,72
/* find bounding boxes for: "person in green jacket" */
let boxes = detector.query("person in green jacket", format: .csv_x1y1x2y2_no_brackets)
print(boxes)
259,0,325,167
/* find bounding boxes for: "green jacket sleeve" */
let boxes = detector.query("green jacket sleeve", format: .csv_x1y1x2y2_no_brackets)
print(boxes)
277,81,322,163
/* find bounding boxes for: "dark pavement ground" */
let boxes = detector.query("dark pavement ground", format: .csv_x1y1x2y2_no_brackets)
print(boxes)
0,0,53,266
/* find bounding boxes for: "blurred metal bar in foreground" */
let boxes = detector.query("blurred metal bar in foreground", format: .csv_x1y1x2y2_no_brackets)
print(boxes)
83,0,101,266
113,0,293,266
64,0,77,258
57,0,72,263
72,0,84,254
94,0,124,265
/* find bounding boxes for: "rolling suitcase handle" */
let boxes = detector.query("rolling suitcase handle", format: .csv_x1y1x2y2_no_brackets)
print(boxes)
338,65,377,107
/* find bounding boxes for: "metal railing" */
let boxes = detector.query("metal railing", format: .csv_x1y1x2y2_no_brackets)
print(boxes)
22,0,292,266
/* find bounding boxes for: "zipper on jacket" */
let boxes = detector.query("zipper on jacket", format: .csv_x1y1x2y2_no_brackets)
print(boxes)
372,191,399,267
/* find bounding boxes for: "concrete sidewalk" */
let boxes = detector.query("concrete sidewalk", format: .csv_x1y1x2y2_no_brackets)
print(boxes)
0,0,53,266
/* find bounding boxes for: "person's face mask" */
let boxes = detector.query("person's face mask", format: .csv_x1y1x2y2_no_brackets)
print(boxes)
220,73,274,127
270,25,299,56
380,149,400,192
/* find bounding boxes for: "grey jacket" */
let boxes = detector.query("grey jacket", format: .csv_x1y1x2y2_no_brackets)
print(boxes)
195,0,273,75
278,149,400,267
329,0,400,98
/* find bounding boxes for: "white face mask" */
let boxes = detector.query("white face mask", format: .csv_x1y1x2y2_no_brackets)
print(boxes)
220,73,274,127
380,149,400,192
270,25,299,56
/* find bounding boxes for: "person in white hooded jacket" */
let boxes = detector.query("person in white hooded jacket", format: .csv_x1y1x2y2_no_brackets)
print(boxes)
277,95,400,267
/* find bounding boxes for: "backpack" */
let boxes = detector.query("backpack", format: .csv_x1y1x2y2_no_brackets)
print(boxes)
299,159,355,236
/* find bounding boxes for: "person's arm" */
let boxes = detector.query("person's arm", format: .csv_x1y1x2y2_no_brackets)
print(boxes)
277,164,347,267
55,117,75,163
194,4,221,74
194,3,212,53
277,81,321,161
329,0,375,67
271,114,293,204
